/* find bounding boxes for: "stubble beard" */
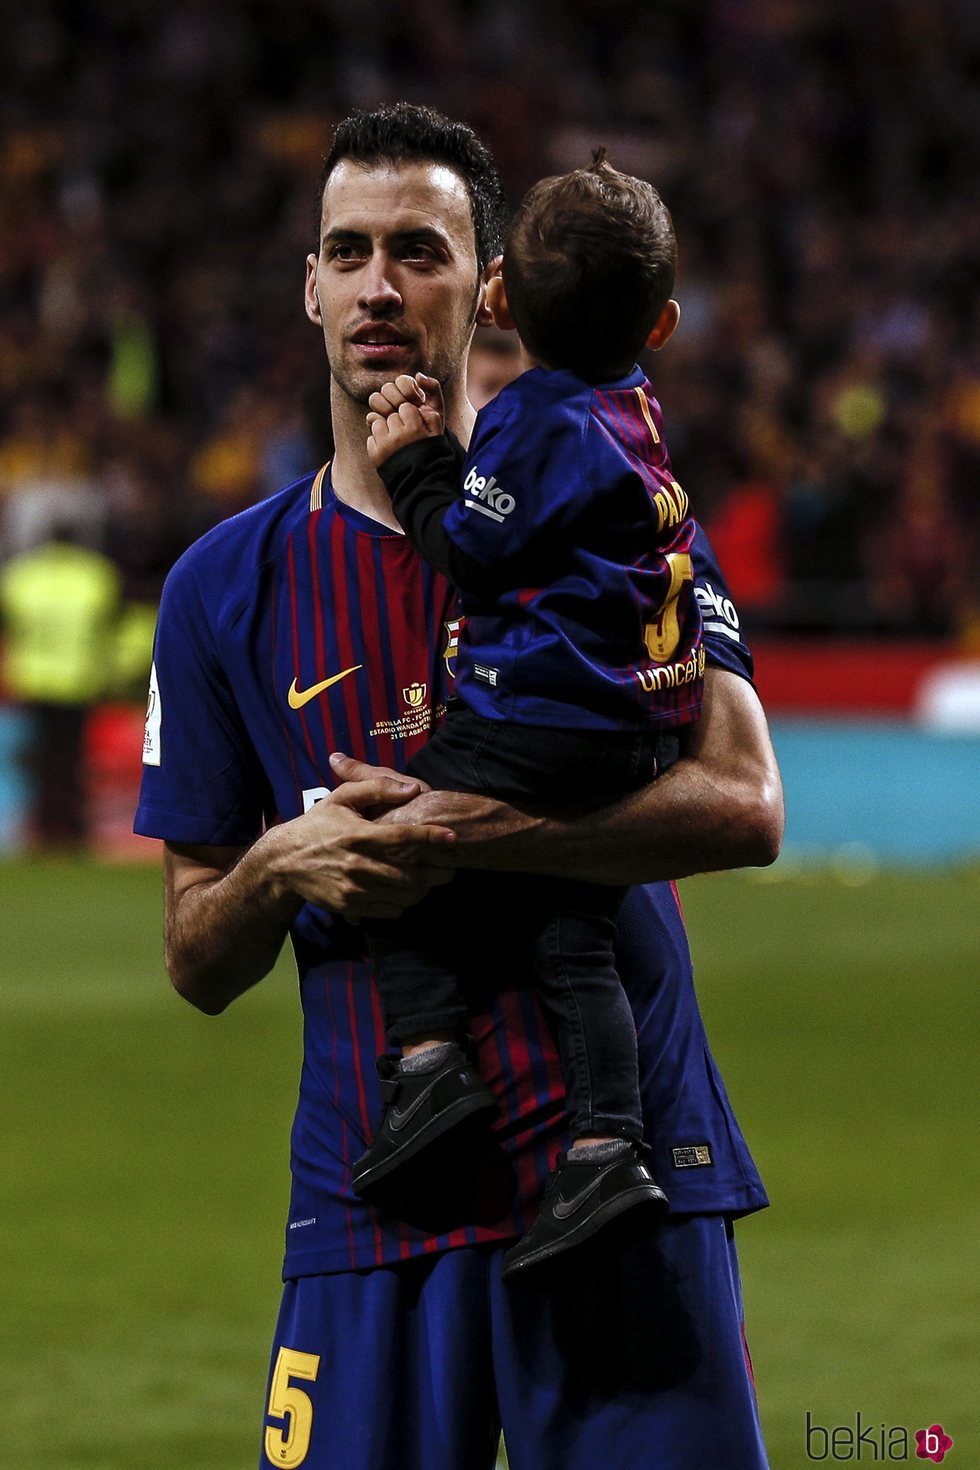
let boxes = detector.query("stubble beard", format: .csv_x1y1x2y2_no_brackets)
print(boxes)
329,342,465,410
330,287,480,412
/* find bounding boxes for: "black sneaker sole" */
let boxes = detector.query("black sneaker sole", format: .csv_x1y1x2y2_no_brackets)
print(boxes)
501,1183,668,1282
352,1091,499,1200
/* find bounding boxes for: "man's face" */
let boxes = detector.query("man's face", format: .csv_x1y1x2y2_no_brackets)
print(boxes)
306,160,484,406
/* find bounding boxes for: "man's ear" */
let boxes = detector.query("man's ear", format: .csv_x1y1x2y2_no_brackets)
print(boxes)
305,255,322,325
645,299,680,351
485,274,517,332
475,255,506,328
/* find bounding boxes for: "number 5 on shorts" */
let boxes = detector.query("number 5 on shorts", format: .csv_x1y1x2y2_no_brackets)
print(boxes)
264,1347,320,1468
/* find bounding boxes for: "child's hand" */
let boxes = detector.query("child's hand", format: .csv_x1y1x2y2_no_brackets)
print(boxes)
366,373,446,467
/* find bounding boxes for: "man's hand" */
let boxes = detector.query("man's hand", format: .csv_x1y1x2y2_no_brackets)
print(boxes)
327,670,783,884
164,772,458,1015
328,750,431,794
366,372,446,467
266,776,456,921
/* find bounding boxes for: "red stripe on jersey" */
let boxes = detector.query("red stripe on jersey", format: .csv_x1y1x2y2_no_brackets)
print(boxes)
593,402,659,503
330,517,367,761
497,992,550,1229
741,1320,758,1396
307,509,327,681
384,540,432,766
307,507,344,767
595,389,645,460
345,962,385,1261
354,530,395,765
471,1012,521,1235
324,971,357,1268
614,389,651,459
366,979,414,1261
516,586,544,608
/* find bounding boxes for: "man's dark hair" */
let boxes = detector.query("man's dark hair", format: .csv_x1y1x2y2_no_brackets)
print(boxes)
315,103,507,275
502,148,677,382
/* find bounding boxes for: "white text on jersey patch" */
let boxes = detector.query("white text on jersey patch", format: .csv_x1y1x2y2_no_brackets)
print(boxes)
695,580,741,641
462,465,516,521
143,662,162,766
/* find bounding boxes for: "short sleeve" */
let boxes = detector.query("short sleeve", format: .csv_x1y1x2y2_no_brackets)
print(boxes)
442,393,586,568
690,524,755,683
134,554,266,846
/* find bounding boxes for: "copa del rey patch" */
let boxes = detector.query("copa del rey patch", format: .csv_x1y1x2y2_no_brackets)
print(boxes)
142,662,162,766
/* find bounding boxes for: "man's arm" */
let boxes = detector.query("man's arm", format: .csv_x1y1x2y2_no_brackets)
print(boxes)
336,668,783,885
162,779,458,1015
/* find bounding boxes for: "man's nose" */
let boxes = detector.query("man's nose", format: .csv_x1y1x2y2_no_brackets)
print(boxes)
358,255,402,314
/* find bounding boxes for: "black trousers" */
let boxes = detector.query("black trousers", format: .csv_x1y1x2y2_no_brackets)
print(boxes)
364,706,669,1143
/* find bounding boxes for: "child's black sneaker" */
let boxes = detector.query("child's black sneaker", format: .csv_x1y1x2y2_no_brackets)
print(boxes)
501,1141,668,1282
352,1042,498,1201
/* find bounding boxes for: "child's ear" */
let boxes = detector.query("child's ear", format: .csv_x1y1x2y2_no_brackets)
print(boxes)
486,274,517,332
645,299,680,351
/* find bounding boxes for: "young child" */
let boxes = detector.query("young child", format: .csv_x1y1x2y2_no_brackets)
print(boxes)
354,151,705,1281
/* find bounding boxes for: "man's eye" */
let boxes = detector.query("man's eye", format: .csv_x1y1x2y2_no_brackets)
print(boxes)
403,242,437,262
329,243,363,263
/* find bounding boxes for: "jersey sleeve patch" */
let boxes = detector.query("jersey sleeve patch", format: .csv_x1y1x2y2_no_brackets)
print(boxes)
142,661,162,766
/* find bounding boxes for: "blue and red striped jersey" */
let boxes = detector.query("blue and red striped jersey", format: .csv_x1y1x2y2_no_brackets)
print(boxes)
445,365,703,730
135,468,767,1278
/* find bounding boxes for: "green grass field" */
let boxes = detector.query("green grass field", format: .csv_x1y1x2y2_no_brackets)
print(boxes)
1,860,976,1468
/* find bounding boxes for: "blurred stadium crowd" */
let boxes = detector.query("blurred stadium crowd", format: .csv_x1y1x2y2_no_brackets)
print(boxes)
1,0,978,663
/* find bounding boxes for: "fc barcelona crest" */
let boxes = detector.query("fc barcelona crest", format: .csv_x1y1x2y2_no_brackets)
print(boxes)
443,617,462,677
403,682,427,708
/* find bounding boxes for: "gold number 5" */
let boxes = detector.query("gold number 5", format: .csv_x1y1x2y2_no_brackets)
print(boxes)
644,551,694,664
264,1347,320,1468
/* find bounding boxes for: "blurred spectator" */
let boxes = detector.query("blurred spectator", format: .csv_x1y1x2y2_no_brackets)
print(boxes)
0,386,104,560
104,449,189,697
0,0,976,642
865,453,969,639
703,475,785,622
0,525,121,847
466,327,523,410
189,386,265,518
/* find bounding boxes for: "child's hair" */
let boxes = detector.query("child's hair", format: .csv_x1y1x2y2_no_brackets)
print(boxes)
502,148,676,382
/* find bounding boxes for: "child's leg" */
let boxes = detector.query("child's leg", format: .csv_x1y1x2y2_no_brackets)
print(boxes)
355,875,498,1202
530,877,644,1145
500,876,668,1281
363,890,472,1053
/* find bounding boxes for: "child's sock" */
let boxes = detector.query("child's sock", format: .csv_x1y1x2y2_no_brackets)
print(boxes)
397,1041,459,1074
569,1138,633,1163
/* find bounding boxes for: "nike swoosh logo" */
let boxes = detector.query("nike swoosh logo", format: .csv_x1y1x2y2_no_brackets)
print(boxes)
552,1172,607,1220
287,666,362,710
388,1086,436,1132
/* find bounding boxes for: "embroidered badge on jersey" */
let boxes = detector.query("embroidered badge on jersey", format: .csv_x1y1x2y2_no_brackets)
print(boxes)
142,661,162,766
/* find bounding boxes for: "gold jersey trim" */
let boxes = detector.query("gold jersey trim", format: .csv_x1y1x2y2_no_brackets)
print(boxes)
634,388,661,444
309,463,329,512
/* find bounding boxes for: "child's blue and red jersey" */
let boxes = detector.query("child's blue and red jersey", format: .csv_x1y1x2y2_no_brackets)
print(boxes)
135,466,766,1280
383,364,704,732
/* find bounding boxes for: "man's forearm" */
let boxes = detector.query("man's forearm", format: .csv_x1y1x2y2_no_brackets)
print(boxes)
419,761,778,884
164,834,301,1015
387,670,784,885
164,779,461,1014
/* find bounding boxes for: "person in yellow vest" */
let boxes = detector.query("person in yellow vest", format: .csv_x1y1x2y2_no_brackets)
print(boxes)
0,526,121,846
